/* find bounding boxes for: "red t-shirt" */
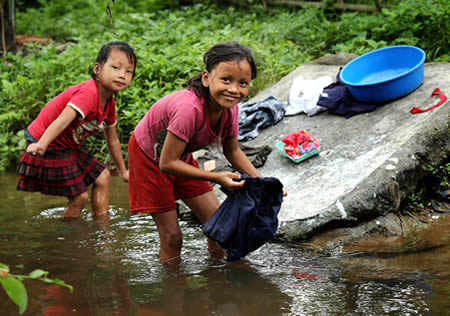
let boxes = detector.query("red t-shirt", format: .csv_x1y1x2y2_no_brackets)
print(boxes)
134,89,239,163
28,79,117,149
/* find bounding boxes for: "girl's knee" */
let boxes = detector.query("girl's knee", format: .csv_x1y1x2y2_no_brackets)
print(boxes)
161,230,183,250
69,191,89,208
95,168,111,187
79,191,89,204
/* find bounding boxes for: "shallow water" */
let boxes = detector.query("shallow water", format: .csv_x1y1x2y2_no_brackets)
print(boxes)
0,173,449,315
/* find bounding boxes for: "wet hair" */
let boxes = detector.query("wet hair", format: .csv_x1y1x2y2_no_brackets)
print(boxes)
90,41,137,80
187,41,257,99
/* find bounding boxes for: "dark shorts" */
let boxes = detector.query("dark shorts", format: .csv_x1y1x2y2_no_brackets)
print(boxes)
128,133,213,214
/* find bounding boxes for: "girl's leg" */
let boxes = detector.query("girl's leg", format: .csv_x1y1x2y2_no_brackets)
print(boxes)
91,169,111,217
62,191,89,218
151,210,183,263
183,191,223,255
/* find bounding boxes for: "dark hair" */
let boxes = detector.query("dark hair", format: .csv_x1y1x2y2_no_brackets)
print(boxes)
187,41,257,99
91,41,137,80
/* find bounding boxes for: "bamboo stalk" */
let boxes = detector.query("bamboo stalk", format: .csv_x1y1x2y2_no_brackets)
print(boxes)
0,0,7,57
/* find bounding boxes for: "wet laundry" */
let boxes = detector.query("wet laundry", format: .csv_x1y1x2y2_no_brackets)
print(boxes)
239,143,272,168
317,68,377,118
202,175,283,261
238,96,286,141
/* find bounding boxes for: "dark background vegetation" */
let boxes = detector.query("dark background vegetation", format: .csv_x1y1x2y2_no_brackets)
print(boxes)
1,0,449,172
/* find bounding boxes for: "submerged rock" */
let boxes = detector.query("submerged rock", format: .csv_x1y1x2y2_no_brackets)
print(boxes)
300,212,450,255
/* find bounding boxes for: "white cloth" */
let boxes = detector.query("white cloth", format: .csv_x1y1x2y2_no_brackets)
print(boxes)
287,75,333,116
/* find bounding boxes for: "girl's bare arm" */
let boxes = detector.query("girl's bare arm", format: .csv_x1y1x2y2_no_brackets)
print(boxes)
27,106,77,156
104,126,128,182
222,136,260,177
223,136,287,196
159,131,245,191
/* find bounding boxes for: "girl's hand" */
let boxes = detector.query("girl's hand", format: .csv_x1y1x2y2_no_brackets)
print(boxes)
215,171,245,191
26,143,47,156
119,169,129,183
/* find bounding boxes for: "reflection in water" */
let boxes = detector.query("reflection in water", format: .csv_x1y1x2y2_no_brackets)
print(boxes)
0,173,449,315
133,263,291,316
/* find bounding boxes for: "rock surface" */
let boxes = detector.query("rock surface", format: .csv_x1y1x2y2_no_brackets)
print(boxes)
244,61,450,242
190,59,449,242
186,58,450,253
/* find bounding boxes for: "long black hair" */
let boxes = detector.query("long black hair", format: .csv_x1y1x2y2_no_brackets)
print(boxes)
91,41,137,80
187,41,257,99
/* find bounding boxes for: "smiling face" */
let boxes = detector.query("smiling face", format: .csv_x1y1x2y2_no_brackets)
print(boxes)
93,48,135,94
201,59,252,111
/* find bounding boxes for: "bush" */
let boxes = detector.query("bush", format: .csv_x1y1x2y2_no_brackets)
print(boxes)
1,1,448,171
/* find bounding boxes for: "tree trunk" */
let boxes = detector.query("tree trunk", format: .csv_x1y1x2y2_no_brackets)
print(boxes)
1,0,15,56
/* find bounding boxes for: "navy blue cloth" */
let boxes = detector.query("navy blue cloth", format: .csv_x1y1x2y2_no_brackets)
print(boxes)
317,68,377,119
202,175,283,261
238,96,287,141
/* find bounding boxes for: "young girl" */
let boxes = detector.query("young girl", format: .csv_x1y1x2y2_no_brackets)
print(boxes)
17,41,136,220
128,41,263,264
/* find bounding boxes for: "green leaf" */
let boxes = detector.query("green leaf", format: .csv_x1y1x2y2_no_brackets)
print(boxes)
0,276,28,314
29,269,48,279
41,277,74,292
0,263,9,271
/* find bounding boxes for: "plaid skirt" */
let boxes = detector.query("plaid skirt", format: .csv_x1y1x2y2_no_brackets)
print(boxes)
17,144,105,197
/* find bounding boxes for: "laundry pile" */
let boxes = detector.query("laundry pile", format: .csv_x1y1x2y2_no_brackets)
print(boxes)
276,130,320,163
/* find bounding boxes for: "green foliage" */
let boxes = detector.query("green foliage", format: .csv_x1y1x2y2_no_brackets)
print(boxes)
428,162,450,191
406,189,425,211
1,0,448,171
0,263,73,314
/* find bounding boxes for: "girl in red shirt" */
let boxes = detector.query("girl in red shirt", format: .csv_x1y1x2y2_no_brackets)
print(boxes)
128,42,262,264
17,41,136,220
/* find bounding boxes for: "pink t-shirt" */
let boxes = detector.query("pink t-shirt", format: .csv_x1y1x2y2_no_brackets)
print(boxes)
134,89,239,163
28,79,117,149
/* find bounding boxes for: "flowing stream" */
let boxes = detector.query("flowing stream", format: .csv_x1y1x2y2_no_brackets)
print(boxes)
0,173,448,315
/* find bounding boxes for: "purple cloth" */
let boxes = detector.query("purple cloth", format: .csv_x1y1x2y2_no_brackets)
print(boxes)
317,69,377,119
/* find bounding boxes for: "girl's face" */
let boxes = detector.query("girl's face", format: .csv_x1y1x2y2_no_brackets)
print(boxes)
201,59,252,111
93,48,135,93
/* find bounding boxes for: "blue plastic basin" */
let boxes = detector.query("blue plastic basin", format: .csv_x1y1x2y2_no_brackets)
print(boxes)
339,45,426,103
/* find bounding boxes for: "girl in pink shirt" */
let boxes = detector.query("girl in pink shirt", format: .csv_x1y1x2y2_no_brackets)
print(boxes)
128,41,261,264
17,41,136,221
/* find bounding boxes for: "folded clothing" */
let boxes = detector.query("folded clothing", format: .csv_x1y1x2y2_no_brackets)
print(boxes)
282,130,320,158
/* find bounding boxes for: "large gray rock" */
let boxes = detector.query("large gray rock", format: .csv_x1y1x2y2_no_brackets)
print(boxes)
241,62,450,241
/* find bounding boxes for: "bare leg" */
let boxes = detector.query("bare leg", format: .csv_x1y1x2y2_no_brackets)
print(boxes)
62,191,89,219
183,191,224,258
151,210,183,263
94,211,111,232
91,169,111,217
